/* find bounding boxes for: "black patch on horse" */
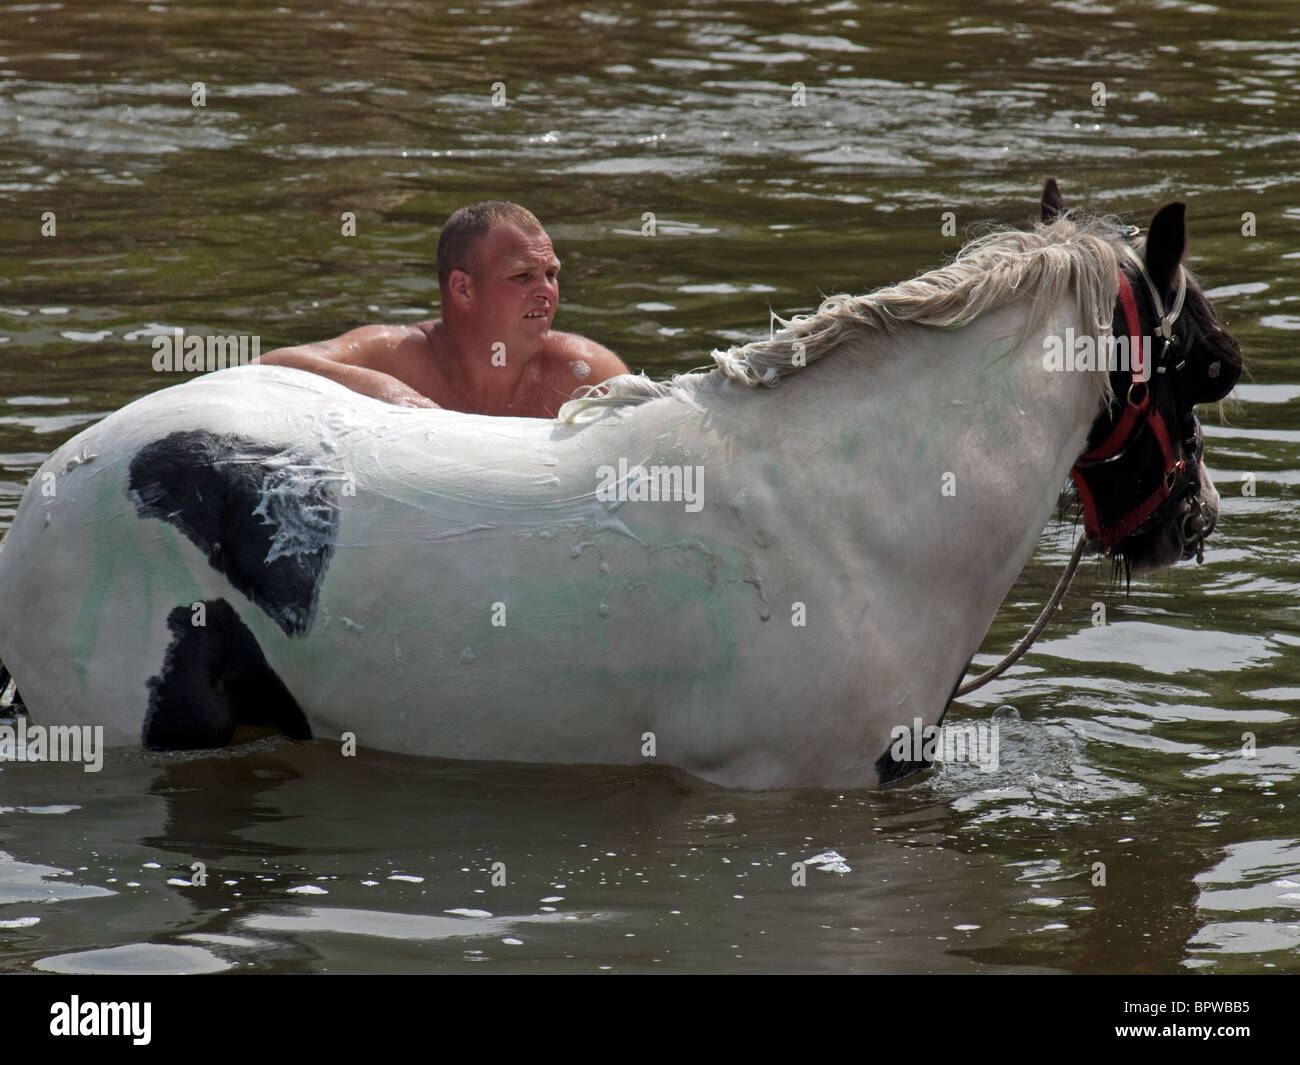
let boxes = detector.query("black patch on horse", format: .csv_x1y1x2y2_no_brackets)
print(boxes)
127,429,338,637
145,599,312,749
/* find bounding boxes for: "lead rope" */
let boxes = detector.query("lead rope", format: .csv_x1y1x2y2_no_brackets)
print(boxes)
954,531,1087,697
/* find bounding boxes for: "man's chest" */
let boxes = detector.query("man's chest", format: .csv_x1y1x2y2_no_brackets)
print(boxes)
425,353,554,417
488,357,554,417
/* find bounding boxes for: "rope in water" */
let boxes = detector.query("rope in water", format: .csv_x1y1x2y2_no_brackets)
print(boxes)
955,531,1088,697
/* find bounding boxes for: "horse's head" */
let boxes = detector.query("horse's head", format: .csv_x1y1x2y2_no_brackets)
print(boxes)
1042,179,1243,574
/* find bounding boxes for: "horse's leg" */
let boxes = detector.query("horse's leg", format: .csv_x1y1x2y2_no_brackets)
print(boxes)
0,661,24,711
144,598,311,750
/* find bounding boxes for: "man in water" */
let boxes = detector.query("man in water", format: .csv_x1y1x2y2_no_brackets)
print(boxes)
257,201,629,417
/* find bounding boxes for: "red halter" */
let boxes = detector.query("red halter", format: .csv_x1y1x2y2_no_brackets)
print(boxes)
1068,271,1182,547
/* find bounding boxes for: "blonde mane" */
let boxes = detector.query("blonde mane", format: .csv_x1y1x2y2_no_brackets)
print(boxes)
558,215,1125,423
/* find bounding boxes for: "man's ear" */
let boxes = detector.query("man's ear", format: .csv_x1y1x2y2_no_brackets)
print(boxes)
1145,202,1187,296
1041,178,1067,223
445,268,474,309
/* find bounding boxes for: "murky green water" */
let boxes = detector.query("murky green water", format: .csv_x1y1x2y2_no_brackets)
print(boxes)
0,0,1297,974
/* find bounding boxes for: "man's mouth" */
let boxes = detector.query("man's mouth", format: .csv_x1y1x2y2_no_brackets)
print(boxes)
524,308,549,320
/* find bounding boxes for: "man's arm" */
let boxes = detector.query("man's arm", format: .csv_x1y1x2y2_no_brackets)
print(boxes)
256,325,441,408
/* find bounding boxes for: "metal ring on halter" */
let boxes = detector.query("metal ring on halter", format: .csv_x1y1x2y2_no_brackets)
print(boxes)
1181,497,1206,541
1127,381,1148,405
1165,459,1186,488
1179,497,1211,564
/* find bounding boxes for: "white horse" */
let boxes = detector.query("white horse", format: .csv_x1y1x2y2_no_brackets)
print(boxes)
0,186,1241,788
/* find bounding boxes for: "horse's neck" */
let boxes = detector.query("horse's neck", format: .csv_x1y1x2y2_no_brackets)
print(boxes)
693,300,1101,608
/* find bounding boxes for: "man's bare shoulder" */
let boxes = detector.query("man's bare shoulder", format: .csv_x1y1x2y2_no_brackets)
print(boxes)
309,323,431,368
542,331,630,385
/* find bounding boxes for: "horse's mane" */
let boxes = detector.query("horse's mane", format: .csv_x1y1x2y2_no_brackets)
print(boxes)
558,214,1129,423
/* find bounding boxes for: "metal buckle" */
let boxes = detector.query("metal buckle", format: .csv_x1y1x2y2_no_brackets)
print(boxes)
1165,458,1186,489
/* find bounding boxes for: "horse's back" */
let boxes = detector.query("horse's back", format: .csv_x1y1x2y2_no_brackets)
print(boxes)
0,365,839,782
0,367,568,743
0,366,665,755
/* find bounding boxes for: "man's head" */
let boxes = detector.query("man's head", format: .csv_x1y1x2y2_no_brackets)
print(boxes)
437,201,561,353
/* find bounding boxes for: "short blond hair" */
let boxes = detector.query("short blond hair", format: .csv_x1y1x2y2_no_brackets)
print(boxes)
437,201,544,291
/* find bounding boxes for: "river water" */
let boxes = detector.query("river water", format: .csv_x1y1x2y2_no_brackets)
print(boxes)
0,0,1297,974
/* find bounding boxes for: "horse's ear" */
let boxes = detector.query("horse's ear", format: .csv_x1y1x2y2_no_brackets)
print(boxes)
1145,202,1186,294
1041,178,1066,223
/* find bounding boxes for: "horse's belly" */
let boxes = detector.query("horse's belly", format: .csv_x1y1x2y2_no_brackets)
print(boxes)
281,510,766,768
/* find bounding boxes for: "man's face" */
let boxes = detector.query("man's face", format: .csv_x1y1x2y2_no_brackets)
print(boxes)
463,223,560,352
